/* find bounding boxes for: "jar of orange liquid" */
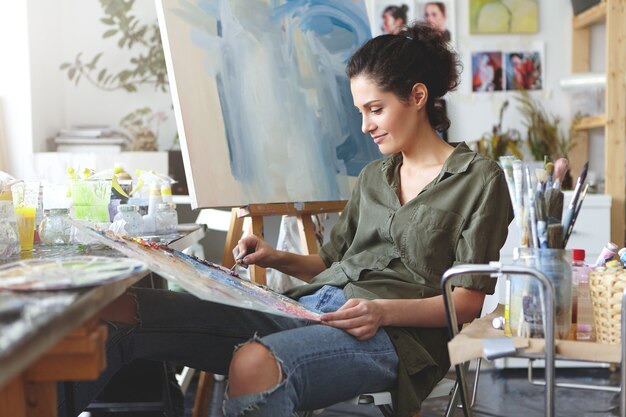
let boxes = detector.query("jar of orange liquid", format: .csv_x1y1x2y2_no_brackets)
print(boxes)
11,181,39,251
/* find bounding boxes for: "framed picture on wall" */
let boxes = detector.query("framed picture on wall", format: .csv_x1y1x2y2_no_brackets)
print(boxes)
504,51,543,91
415,0,455,43
469,0,538,34
372,1,416,37
471,51,504,92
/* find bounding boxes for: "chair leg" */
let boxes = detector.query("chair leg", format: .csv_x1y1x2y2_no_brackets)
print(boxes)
161,362,175,417
453,361,474,417
444,380,461,417
192,371,214,417
377,404,394,417
469,358,482,408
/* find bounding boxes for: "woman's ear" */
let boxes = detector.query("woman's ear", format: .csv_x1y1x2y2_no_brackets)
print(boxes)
411,83,429,109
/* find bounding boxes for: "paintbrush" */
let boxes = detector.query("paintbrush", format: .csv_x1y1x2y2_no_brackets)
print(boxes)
525,166,538,248
553,158,569,186
545,158,567,224
562,161,588,239
535,182,548,248
544,161,554,189
563,183,589,248
547,224,564,249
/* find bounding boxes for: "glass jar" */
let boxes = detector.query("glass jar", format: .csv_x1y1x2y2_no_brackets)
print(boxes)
0,200,20,257
113,204,143,237
508,248,572,339
38,208,72,245
156,203,178,235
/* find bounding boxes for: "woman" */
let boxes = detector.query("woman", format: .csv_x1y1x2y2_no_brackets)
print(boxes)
423,2,451,41
95,23,512,417
381,4,408,35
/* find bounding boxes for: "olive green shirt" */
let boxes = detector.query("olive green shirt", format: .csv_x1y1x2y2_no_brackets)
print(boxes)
286,142,513,417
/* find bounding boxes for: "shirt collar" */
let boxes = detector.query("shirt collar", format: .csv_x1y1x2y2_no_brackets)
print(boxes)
442,142,476,174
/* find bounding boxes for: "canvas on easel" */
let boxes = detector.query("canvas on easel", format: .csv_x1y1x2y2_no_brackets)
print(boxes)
156,0,380,209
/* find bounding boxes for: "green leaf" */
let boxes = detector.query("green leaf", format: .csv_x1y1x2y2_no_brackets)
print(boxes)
59,62,71,70
89,52,103,68
97,69,106,82
68,68,76,80
118,37,126,48
103,29,118,38
100,17,115,25
123,84,137,92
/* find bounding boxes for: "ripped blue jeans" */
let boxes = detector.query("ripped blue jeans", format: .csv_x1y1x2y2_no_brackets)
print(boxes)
67,286,398,417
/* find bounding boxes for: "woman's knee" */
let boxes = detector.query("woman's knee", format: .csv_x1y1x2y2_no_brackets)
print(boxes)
228,341,283,397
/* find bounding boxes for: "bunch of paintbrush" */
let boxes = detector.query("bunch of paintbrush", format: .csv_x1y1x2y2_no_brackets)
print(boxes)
499,157,589,250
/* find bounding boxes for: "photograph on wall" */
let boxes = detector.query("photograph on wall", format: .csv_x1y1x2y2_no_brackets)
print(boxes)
470,0,538,34
371,1,415,37
471,51,504,92
416,1,455,43
504,51,542,91
156,0,380,208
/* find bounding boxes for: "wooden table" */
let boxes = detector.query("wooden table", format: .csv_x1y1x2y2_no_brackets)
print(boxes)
0,254,149,417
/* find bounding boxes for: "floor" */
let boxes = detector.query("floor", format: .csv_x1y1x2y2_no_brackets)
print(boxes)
185,366,622,417
78,362,622,417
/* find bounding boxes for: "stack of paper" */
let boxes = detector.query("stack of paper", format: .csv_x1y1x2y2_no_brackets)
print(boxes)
54,125,132,153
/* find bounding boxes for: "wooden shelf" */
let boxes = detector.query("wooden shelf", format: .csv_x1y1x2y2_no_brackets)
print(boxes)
573,1,607,29
569,0,625,246
572,114,607,130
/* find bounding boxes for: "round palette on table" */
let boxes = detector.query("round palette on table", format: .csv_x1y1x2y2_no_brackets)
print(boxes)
0,256,147,291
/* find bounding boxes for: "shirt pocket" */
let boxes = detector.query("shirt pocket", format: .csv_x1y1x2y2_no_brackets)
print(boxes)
401,205,465,277
340,250,394,281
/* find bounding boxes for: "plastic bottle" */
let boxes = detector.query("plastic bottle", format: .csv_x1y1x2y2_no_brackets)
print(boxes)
595,242,618,267
160,182,173,204
574,249,594,341
619,247,626,266
142,182,162,234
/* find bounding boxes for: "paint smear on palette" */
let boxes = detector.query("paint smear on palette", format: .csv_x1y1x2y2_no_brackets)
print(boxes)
70,221,320,321
158,0,380,207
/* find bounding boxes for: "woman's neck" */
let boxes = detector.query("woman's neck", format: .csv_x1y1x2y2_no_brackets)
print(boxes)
401,127,454,170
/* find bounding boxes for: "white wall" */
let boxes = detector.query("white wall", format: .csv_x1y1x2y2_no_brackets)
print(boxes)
28,0,66,155
0,3,34,178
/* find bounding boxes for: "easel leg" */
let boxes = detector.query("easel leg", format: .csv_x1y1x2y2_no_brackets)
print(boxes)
296,214,318,255
250,216,266,285
223,208,244,268
192,371,214,417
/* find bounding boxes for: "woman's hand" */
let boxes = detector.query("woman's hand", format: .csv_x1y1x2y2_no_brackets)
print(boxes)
233,235,278,268
320,299,385,341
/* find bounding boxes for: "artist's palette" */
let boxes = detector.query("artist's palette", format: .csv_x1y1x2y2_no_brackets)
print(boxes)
69,221,320,321
0,256,147,291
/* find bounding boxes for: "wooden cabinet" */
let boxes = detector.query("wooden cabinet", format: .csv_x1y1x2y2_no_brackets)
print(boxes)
569,0,626,246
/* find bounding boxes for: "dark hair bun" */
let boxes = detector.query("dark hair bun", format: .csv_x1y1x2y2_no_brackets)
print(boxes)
346,22,461,132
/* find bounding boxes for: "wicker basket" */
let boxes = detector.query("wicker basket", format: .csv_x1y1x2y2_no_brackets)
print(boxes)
589,269,626,344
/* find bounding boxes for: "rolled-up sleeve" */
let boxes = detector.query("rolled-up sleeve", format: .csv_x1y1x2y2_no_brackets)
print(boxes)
451,169,514,293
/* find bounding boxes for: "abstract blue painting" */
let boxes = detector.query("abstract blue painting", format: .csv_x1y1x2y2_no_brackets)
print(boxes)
157,0,380,208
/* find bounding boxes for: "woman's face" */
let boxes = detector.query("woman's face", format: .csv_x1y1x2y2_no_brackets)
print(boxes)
382,12,403,34
424,4,446,32
350,75,419,155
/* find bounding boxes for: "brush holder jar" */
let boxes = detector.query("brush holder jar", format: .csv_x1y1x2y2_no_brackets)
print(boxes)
508,248,572,339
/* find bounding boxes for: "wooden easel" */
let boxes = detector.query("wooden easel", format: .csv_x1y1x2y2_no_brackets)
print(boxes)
192,201,346,417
